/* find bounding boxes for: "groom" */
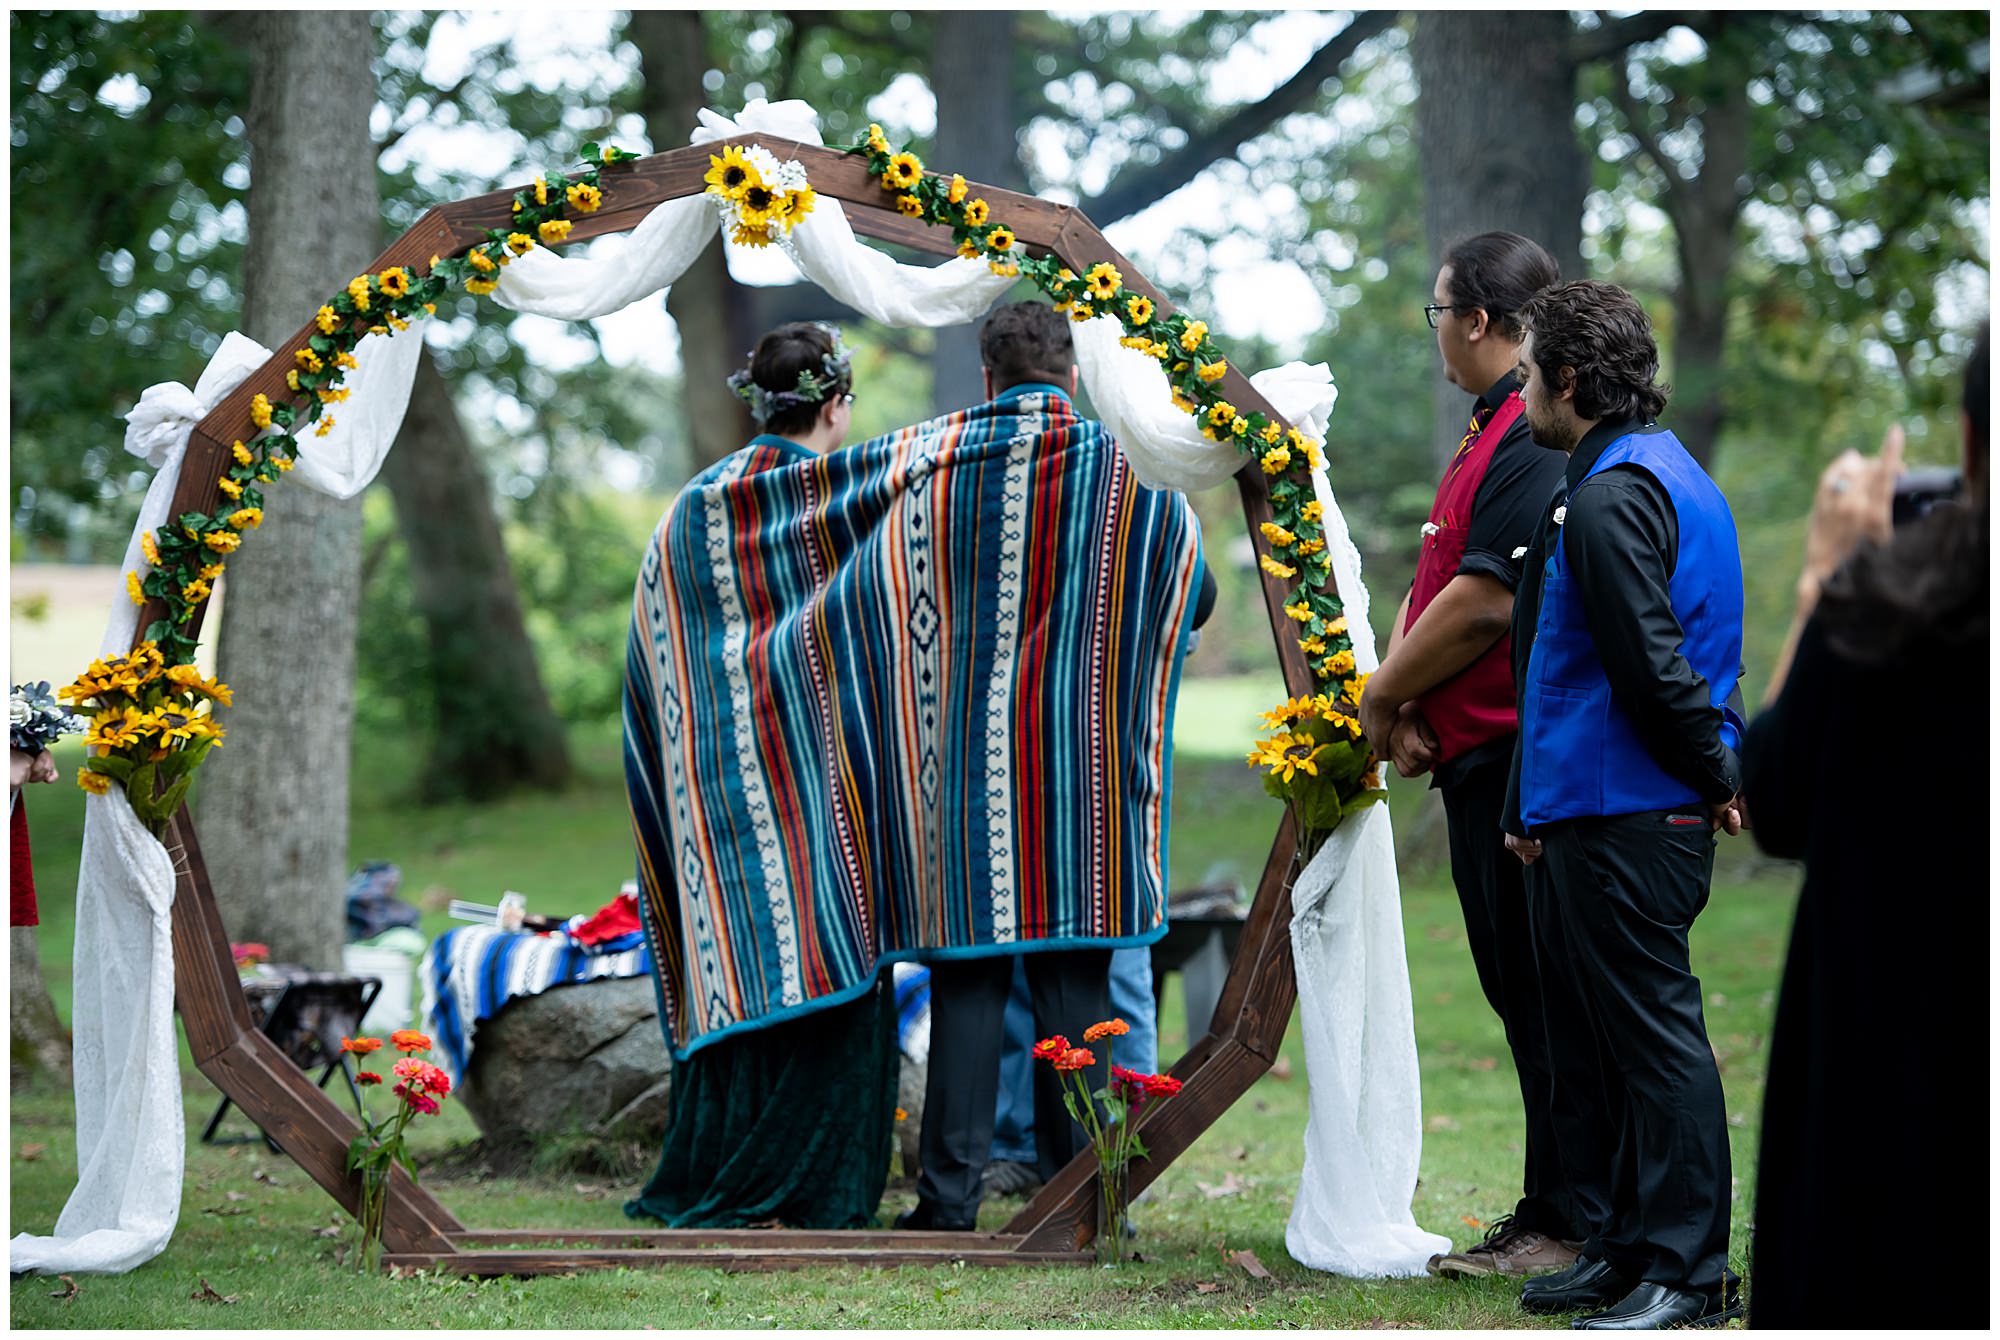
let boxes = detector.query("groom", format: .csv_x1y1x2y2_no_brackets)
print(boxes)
900,301,1208,1231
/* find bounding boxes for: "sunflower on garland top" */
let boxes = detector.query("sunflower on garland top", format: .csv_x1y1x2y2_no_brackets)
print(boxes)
845,124,1381,838
703,143,817,247
82,137,644,821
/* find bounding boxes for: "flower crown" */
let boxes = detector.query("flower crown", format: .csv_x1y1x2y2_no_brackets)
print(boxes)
726,325,854,426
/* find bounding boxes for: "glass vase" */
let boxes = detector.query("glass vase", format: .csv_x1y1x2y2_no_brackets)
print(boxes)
355,1160,389,1273
1096,1163,1128,1267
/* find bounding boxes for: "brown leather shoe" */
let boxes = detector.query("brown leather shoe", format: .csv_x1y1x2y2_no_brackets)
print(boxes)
1426,1215,1586,1279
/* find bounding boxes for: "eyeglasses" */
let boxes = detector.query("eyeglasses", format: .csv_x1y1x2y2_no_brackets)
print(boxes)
1423,303,1461,330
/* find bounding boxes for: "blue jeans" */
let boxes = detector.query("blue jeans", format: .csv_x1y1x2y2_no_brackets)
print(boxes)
990,946,1157,1163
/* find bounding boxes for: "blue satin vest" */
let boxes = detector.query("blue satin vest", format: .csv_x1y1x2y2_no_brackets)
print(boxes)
1519,427,1745,828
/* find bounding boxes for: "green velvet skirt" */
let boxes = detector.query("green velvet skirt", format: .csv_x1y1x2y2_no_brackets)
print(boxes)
625,978,899,1230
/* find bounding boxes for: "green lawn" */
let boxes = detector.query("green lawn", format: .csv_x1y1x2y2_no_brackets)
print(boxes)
9,687,1795,1328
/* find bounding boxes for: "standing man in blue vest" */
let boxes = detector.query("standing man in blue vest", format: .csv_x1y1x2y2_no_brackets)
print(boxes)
1499,281,1747,1330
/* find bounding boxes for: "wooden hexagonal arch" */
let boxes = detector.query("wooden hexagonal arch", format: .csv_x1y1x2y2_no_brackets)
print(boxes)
151,135,1323,1275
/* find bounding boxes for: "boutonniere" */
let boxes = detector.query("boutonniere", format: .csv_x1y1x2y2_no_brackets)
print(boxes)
1553,505,1567,526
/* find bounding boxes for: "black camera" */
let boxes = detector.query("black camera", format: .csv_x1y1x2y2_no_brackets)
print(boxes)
1892,466,1962,526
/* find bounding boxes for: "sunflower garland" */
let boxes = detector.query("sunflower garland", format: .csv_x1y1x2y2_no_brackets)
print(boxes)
844,125,1380,835
84,138,641,819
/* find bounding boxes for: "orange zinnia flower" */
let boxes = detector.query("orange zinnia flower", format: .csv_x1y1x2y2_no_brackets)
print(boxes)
1053,1047,1096,1072
390,1028,433,1053
1082,1018,1129,1043
341,1036,383,1055
1030,1035,1071,1061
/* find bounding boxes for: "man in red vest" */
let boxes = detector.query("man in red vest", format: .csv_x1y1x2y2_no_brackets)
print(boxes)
1357,232,1576,1280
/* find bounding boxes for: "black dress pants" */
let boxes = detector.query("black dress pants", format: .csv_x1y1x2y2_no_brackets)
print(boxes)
1533,809,1731,1292
917,948,1111,1225
1439,756,1582,1241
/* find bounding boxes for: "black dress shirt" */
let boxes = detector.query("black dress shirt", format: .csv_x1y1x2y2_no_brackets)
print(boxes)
1502,417,1743,835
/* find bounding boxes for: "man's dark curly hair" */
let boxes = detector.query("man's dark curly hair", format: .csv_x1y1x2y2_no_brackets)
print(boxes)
979,301,1073,392
1518,281,1669,424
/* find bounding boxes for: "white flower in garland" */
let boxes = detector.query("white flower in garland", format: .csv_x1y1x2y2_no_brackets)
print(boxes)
703,143,816,250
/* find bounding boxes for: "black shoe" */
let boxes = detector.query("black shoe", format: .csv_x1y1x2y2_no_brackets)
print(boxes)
893,1200,976,1232
1520,1256,1634,1315
1571,1279,1743,1330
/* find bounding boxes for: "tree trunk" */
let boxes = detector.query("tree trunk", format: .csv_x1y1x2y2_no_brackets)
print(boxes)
630,9,756,472
1414,11,1589,465
1659,46,1753,470
199,11,378,970
930,11,1024,414
377,354,572,800
11,926,71,1084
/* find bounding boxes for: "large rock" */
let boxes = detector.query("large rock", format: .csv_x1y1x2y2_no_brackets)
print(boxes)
460,978,672,1151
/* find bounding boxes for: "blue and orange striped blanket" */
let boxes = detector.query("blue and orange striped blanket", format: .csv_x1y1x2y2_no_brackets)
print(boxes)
624,385,1205,1059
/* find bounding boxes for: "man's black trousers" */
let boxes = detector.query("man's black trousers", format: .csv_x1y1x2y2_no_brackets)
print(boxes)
1530,808,1731,1291
1439,755,1583,1241
917,948,1111,1226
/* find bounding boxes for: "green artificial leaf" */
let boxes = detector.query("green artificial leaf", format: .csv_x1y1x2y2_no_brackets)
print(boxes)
153,773,195,819
124,760,160,823
307,334,331,355
87,756,135,783
145,619,174,644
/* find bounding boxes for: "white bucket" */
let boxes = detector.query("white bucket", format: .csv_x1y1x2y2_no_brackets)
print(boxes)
341,944,416,1036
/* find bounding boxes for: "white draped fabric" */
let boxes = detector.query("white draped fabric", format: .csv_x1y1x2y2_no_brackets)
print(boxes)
15,96,1431,1278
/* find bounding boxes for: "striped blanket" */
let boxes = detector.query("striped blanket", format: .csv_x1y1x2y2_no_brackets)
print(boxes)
626,385,1204,1059
419,925,653,1082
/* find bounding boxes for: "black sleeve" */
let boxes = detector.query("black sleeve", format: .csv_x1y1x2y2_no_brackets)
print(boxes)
1563,467,1739,804
1192,560,1218,630
1459,428,1569,592
1742,617,1840,860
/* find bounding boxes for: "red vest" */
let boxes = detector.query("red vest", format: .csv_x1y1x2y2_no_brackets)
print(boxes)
1404,392,1525,764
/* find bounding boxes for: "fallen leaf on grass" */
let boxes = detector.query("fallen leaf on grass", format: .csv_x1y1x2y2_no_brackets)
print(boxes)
1468,1056,1498,1072
19,1142,47,1161
1230,1249,1274,1280
311,1225,343,1239
1460,1215,1483,1230
1425,1115,1459,1133
253,1169,285,1188
1197,1173,1246,1200
204,1205,248,1217
1195,1282,1223,1294
49,1275,79,1302
573,1182,608,1199
1229,1146,1248,1162
191,1278,238,1304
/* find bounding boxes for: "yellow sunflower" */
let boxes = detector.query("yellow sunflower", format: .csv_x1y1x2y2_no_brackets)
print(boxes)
1197,359,1228,384
126,570,145,606
469,249,497,273
947,174,968,204
732,222,774,248
1085,262,1122,301
232,440,255,466
202,530,241,554
985,226,1014,252
895,193,924,217
566,182,602,213
1260,522,1296,547
347,276,372,311
295,348,323,372
181,577,212,604
704,147,759,199
140,531,160,565
1284,602,1314,623
1206,402,1236,428
77,769,112,796
1259,554,1298,581
507,232,534,256
217,476,243,499
379,266,410,298
250,394,273,429
883,152,923,190
1261,445,1292,475
1259,422,1283,445
1178,319,1209,352
962,198,990,227
866,123,890,154
315,305,340,335
538,218,572,244
228,507,263,530
1125,295,1154,325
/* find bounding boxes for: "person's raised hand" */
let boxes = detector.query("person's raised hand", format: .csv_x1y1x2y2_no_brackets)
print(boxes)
1708,796,1744,837
28,750,58,785
1504,833,1543,866
1801,424,1904,605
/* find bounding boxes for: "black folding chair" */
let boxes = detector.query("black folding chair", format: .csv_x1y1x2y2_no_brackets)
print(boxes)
201,970,383,1152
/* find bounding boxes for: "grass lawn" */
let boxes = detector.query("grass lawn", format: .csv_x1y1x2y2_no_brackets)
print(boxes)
9,682,1796,1328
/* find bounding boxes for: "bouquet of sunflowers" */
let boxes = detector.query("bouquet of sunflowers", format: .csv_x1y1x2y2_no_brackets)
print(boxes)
1247,672,1384,859
59,641,227,834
